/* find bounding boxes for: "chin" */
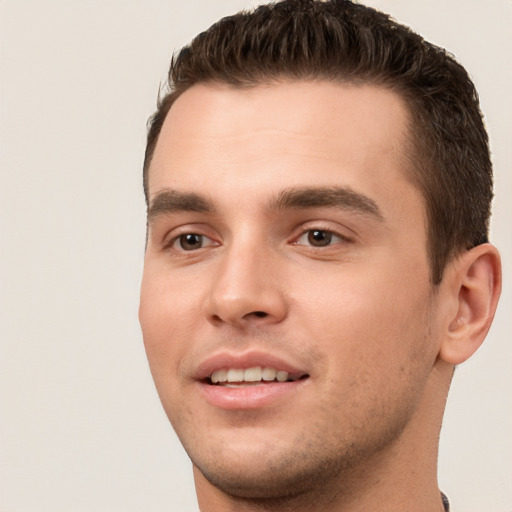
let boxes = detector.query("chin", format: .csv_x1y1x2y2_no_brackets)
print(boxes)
188,432,367,502
195,457,341,500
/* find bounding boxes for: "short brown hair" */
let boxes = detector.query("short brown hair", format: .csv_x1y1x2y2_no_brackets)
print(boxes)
143,0,493,284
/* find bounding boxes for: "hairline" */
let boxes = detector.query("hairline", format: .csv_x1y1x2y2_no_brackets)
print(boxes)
144,76,426,195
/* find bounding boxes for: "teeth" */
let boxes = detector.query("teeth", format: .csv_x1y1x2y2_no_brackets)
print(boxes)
211,369,227,383
276,370,289,382
244,367,262,382
227,368,244,382
262,367,277,381
209,367,295,384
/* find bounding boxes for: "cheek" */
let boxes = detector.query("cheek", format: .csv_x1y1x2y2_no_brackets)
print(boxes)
139,278,200,432
294,275,436,441
139,268,198,380
293,266,434,380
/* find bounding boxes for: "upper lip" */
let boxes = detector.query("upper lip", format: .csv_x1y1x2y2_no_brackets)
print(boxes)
193,350,310,381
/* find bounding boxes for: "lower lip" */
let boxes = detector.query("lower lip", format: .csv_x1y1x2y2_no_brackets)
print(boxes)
198,379,307,410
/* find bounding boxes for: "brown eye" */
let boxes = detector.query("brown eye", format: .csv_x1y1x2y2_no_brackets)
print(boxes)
176,233,204,251
295,229,346,248
307,230,333,247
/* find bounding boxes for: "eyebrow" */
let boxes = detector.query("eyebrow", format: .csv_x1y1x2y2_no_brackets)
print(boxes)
270,186,384,220
147,185,383,222
148,189,215,220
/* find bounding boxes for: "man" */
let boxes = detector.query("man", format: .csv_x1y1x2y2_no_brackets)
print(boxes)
138,1,502,510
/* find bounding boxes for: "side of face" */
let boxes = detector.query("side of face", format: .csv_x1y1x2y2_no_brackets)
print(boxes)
139,81,446,499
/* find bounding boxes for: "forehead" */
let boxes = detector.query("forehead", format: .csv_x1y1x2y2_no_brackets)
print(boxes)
148,81,415,207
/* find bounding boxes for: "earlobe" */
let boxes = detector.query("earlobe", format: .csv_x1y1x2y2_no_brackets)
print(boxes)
439,243,501,365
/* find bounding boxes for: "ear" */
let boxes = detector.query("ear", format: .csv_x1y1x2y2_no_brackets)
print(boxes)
438,243,501,365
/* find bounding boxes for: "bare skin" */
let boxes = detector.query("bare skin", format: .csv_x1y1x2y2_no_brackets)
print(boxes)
139,81,501,511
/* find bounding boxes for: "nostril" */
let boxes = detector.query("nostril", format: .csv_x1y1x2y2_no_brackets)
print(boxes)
252,311,268,318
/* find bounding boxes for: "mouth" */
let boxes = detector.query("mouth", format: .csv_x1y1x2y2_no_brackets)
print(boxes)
206,366,309,387
195,352,311,409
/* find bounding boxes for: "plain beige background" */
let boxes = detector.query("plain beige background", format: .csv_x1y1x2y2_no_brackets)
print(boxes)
1,1,510,510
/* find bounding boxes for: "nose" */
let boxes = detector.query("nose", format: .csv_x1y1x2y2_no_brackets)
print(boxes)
204,240,288,328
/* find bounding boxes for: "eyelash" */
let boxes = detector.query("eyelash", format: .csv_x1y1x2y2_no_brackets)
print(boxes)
169,233,217,251
293,228,351,248
166,227,351,253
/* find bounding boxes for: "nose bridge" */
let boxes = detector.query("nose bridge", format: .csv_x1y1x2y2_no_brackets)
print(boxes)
206,230,286,326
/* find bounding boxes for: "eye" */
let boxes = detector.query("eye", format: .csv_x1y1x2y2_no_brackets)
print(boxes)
172,233,214,251
295,229,345,247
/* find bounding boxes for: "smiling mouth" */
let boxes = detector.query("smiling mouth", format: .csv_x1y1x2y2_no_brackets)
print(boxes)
206,366,309,386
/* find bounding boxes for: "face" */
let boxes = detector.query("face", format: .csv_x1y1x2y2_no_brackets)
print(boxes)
139,81,443,500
